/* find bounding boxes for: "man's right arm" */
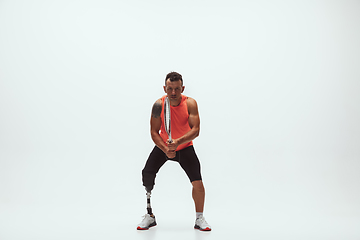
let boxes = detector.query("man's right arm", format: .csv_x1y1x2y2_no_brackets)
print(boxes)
150,99,174,157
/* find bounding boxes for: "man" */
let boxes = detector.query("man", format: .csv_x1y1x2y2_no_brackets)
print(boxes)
137,72,211,231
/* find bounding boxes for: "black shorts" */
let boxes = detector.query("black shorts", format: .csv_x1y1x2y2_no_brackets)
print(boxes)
142,145,202,189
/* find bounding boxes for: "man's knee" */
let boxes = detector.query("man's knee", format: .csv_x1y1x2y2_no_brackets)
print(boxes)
192,180,205,192
142,169,155,190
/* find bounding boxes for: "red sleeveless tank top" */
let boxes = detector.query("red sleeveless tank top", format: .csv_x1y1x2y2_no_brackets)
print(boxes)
160,94,193,151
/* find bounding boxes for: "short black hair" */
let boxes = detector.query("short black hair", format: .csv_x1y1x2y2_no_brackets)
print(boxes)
165,72,183,85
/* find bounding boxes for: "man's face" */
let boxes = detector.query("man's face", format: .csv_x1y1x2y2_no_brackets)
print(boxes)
163,79,184,102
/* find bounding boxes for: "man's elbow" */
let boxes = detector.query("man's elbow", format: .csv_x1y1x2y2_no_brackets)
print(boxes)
194,127,200,138
150,130,158,139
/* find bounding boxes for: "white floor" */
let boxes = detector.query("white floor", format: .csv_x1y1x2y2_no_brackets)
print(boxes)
1,201,359,240
1,154,360,240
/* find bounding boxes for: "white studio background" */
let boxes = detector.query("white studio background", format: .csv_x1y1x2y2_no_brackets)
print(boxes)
0,0,359,239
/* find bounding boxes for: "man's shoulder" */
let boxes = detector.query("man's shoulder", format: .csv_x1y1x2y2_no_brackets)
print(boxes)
186,96,197,105
186,96,198,113
154,97,163,105
151,98,163,119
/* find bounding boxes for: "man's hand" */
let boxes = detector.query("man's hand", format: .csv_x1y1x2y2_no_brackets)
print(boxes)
167,139,178,152
166,139,178,158
166,150,176,158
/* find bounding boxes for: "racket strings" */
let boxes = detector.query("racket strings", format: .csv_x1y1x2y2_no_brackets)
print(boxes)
164,97,172,142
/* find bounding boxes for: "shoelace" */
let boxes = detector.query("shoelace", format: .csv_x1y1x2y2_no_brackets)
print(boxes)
141,215,149,221
197,216,208,225
141,214,153,222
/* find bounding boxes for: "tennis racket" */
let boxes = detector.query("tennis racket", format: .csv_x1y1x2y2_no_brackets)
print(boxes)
164,96,172,143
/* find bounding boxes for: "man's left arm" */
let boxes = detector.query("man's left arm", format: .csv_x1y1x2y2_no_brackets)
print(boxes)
168,97,200,150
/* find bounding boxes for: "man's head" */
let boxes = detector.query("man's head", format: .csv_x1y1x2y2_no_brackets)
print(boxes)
164,71,185,103
165,72,183,86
